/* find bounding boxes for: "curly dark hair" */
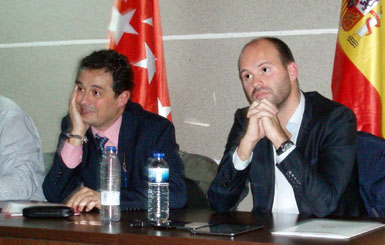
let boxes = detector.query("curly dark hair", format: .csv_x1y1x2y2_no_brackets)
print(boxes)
76,49,134,97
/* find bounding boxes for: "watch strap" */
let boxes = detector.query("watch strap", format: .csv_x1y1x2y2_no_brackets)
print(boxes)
276,140,294,155
65,133,88,143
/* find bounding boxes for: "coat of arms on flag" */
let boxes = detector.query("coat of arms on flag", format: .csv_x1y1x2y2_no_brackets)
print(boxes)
332,0,384,137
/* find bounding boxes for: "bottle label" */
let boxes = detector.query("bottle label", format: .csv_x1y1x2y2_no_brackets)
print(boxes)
148,168,169,183
101,191,120,205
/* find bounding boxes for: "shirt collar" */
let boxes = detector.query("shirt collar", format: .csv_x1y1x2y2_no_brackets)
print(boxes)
91,115,122,147
286,91,305,142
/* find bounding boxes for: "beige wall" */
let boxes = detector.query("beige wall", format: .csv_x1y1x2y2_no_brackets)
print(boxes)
0,1,342,209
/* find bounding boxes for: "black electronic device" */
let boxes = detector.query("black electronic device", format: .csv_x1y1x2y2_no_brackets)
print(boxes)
23,206,74,218
167,221,211,230
190,223,264,236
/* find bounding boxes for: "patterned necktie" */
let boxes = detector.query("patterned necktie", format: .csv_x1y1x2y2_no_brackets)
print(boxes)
95,134,109,156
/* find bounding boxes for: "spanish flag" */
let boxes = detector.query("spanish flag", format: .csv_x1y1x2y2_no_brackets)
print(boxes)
332,0,384,138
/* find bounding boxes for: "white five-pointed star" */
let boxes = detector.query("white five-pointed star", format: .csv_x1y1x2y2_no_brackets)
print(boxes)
158,99,171,118
133,43,156,84
143,17,153,26
108,7,138,45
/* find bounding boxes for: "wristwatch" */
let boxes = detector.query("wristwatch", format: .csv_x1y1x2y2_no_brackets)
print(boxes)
65,133,88,143
276,140,294,155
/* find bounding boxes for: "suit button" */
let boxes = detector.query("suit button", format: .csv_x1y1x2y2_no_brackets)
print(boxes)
286,171,292,177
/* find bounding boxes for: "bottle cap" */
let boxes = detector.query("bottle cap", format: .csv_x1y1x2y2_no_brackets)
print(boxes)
106,146,117,153
153,153,165,158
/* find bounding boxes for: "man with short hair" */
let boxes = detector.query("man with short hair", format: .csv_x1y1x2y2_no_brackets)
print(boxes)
208,37,365,217
0,95,45,200
43,50,186,212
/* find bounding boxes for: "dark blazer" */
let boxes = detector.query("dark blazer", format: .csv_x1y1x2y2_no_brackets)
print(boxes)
43,101,186,210
357,131,385,217
208,92,366,217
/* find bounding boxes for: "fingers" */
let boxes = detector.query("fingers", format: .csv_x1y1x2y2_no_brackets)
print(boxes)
249,98,277,112
68,85,79,120
71,85,78,101
258,118,265,134
68,86,89,136
248,106,276,120
69,85,78,110
66,187,101,213
247,99,278,119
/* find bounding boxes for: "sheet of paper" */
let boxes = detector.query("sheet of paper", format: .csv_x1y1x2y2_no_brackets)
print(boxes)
272,219,385,240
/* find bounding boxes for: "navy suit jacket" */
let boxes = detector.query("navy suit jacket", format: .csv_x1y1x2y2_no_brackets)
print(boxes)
43,101,186,210
208,92,366,217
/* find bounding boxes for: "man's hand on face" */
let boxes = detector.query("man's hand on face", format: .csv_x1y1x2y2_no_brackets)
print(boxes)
68,85,89,145
254,99,290,149
66,187,101,213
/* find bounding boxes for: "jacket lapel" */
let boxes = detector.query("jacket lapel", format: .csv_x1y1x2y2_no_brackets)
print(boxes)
296,92,314,152
82,129,100,189
118,103,139,185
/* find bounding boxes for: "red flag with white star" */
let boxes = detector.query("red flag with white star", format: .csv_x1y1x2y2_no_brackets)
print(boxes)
108,0,172,120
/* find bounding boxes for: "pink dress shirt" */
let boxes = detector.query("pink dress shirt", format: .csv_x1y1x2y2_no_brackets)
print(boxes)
61,116,122,169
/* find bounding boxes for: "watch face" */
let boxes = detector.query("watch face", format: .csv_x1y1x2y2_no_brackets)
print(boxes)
282,142,293,151
277,141,294,155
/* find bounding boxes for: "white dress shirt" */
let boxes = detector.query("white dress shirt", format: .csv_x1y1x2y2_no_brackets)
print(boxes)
0,96,45,201
233,92,305,213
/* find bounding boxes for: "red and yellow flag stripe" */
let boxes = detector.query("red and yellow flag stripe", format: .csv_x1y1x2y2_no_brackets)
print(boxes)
332,0,384,137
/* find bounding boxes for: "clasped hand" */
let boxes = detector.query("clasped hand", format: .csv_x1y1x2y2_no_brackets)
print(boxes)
246,99,285,143
238,99,289,161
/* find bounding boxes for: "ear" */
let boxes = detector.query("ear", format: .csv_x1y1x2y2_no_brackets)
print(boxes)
117,91,130,107
287,62,298,82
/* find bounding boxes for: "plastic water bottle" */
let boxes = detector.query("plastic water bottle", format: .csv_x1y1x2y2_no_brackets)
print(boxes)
100,146,121,223
147,153,169,224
